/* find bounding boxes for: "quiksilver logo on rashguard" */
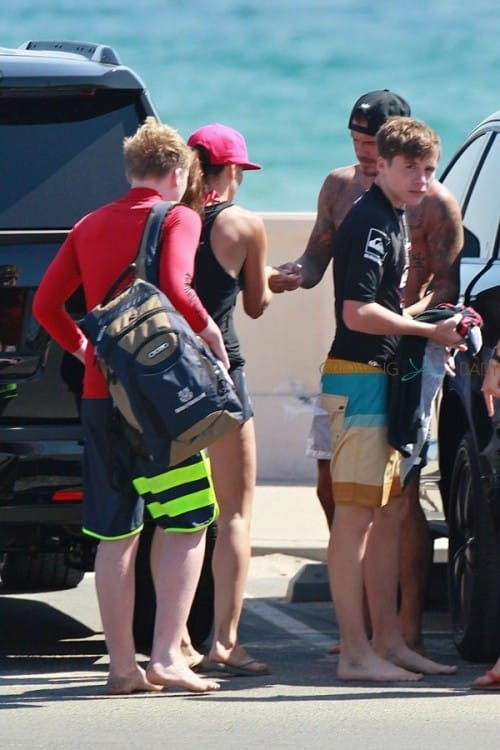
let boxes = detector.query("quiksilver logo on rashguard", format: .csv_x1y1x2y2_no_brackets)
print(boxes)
363,228,388,266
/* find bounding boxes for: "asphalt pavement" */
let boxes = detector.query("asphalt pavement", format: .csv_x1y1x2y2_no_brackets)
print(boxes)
3,480,496,750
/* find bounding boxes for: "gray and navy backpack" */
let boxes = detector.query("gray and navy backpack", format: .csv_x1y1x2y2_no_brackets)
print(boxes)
81,201,243,468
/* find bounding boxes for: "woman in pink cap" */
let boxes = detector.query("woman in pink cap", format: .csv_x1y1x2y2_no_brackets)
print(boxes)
183,123,279,675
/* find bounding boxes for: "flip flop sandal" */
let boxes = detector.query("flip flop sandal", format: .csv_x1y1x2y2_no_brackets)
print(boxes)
471,670,500,690
199,658,270,677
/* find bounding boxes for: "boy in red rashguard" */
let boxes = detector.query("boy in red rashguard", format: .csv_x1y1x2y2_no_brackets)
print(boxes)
33,118,227,695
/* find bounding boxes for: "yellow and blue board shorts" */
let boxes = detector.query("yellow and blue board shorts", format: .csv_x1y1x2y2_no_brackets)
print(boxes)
81,399,218,540
320,358,402,509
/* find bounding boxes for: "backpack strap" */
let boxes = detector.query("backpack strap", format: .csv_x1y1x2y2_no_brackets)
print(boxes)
134,200,173,284
101,201,173,305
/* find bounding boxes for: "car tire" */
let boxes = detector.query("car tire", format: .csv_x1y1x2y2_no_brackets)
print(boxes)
133,522,216,654
0,551,85,590
447,432,500,661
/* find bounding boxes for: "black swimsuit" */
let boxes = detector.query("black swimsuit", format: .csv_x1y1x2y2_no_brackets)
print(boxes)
194,201,245,369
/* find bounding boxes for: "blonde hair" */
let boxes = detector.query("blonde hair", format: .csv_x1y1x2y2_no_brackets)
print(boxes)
123,116,192,179
180,149,205,216
376,117,440,162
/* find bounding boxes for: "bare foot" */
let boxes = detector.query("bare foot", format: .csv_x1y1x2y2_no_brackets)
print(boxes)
328,642,341,655
181,642,205,670
146,660,220,693
337,651,422,682
208,643,269,675
382,645,457,675
403,638,426,656
106,665,163,695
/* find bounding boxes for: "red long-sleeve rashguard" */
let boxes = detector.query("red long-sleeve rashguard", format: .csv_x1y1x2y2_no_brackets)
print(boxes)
33,188,209,399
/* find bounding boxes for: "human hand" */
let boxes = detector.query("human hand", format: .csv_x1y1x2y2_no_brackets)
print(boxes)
444,351,456,377
430,314,468,349
481,357,500,417
200,317,230,371
268,262,303,293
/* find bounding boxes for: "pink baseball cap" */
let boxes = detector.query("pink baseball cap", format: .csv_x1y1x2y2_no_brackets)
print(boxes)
188,123,262,170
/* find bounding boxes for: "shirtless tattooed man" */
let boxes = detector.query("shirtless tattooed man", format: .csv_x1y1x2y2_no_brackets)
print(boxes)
271,90,463,655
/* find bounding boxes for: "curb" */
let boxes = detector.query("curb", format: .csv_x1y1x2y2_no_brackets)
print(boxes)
287,562,330,603
251,543,326,563
285,559,449,611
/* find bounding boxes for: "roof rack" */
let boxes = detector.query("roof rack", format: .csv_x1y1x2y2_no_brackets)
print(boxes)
18,40,121,65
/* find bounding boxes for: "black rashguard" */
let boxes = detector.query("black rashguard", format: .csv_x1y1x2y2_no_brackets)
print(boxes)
194,201,245,369
330,183,410,366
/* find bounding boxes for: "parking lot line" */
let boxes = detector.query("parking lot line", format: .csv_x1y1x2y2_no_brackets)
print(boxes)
244,597,333,651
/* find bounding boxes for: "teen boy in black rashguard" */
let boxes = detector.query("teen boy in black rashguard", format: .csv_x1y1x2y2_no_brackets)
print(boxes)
322,117,465,682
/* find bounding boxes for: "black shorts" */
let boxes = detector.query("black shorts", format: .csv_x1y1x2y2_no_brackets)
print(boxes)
81,399,218,540
229,365,254,423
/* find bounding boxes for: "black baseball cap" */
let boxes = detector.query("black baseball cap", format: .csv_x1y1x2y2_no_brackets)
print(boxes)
348,89,411,135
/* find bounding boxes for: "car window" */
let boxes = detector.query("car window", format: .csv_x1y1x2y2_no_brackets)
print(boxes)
461,133,500,260
0,92,146,230
441,132,489,207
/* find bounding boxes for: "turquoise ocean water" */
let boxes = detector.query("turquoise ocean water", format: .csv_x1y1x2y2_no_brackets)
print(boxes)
3,0,500,211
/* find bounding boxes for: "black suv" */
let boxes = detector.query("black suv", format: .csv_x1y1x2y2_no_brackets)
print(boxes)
0,40,213,649
437,111,500,662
